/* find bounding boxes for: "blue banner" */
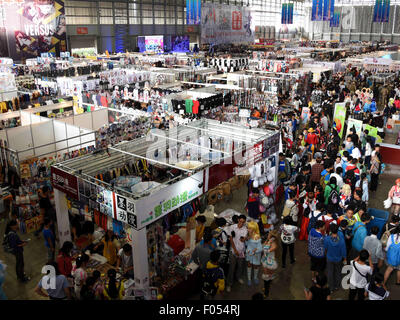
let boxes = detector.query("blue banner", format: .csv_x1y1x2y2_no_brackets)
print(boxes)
287,3,294,24
282,3,288,24
373,0,381,22
382,0,390,22
186,0,201,25
330,12,340,27
312,0,323,21
323,0,334,21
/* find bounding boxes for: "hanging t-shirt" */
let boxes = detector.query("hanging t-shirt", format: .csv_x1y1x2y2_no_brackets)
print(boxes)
185,99,193,113
192,100,199,114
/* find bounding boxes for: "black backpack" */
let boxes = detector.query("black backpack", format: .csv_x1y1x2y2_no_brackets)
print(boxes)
307,211,324,234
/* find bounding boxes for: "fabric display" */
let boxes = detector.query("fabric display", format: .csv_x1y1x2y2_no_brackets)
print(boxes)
95,117,152,148
99,69,151,88
207,57,249,72
32,63,102,79
171,93,230,118
251,59,290,73
93,159,149,184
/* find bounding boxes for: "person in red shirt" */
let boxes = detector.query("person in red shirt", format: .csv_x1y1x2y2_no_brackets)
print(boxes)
56,241,74,278
306,128,319,157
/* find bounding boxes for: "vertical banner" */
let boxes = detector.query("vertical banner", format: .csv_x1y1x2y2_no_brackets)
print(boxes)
281,3,288,24
373,0,381,22
186,0,201,25
323,0,334,21
382,0,390,23
333,103,347,138
312,0,323,21
287,3,294,24
1,0,67,61
330,12,340,27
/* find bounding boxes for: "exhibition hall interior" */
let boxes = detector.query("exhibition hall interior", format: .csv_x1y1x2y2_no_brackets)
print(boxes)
2,0,400,302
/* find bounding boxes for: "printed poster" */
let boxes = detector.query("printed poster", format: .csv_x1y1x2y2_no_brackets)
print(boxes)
0,0,67,61
301,107,310,124
333,103,346,138
346,118,363,138
201,3,254,45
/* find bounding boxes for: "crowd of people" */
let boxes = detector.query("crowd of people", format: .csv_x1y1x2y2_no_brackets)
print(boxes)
2,57,400,301
190,65,400,301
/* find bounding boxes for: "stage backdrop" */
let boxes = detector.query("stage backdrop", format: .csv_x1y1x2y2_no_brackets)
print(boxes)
201,3,254,45
0,0,67,61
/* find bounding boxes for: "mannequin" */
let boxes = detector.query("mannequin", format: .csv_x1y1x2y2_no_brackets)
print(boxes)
245,221,262,286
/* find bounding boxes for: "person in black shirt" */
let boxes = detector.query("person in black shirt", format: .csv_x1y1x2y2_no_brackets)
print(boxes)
304,274,331,300
7,220,30,282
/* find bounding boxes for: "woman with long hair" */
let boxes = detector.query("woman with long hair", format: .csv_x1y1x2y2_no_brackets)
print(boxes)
261,230,278,299
369,152,382,192
103,268,124,300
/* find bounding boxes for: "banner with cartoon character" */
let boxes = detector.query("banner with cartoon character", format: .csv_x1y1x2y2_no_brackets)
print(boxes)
201,3,254,45
0,0,66,62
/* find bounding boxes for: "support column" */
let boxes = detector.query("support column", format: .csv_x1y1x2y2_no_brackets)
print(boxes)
131,227,150,295
54,189,71,246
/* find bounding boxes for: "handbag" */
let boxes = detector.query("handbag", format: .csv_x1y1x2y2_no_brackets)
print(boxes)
384,197,393,209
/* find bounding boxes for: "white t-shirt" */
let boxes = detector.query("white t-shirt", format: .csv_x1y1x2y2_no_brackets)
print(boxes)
230,224,248,257
365,143,372,157
349,260,372,288
280,224,298,244
351,147,362,160
330,173,344,189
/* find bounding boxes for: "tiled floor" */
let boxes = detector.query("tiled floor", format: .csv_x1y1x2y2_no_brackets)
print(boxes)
2,164,400,300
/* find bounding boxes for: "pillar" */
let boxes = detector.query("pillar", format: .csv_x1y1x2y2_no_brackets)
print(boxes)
131,227,150,296
54,189,71,246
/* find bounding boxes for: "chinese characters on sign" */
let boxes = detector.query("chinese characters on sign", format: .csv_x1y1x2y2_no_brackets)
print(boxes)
114,193,137,228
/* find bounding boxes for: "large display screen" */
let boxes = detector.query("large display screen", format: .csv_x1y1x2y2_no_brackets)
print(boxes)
171,35,190,52
138,36,164,53
0,0,67,61
144,36,164,53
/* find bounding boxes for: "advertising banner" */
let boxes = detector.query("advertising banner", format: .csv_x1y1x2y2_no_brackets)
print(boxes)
201,3,254,45
333,103,347,138
281,3,288,24
373,0,389,22
311,0,323,21
301,107,310,124
382,0,390,23
135,171,204,229
51,166,79,200
287,3,293,24
0,0,67,61
330,11,340,27
186,0,201,25
323,0,334,21
346,118,363,138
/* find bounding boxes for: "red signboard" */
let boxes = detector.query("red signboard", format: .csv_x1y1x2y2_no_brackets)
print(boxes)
232,11,242,30
77,27,88,35
51,166,79,200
